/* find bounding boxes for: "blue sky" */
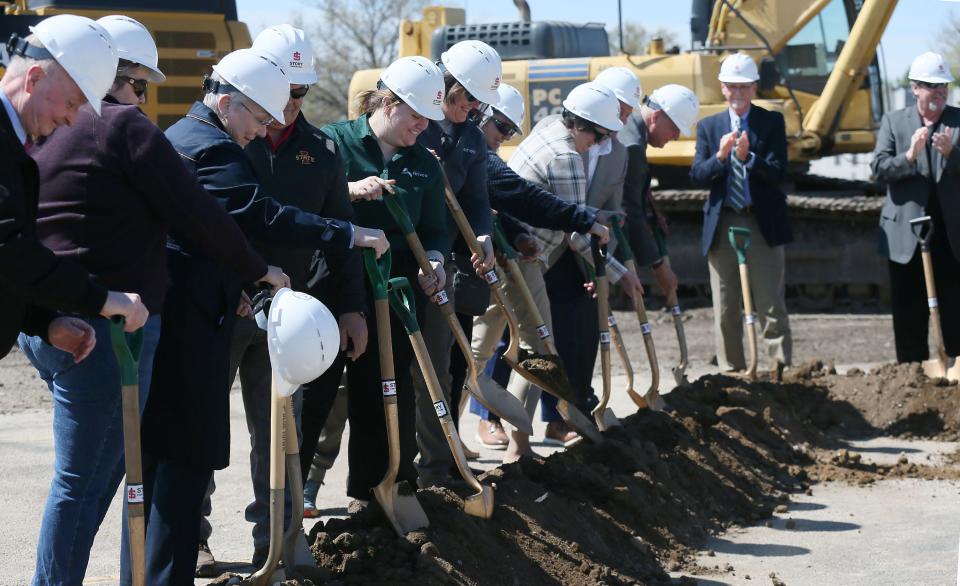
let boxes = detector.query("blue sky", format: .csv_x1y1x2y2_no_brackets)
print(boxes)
236,0,959,82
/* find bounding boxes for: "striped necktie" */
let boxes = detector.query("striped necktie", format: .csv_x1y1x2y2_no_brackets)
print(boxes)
727,116,746,211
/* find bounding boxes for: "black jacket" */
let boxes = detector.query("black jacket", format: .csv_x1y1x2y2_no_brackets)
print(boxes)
0,106,107,358
245,113,364,315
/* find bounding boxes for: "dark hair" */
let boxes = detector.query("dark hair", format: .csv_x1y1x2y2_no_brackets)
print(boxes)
561,109,594,132
355,88,402,117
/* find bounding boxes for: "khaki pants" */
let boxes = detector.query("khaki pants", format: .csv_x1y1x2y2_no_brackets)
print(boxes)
471,260,552,430
707,209,792,371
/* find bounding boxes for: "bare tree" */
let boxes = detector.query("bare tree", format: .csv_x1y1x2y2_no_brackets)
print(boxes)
935,13,960,85
608,22,680,55
294,0,427,125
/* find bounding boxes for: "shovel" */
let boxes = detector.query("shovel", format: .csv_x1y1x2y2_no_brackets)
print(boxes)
728,227,759,380
610,217,663,410
588,237,621,430
248,378,288,586
490,218,604,443
388,276,494,518
666,283,690,387
363,248,429,535
607,311,641,410
109,319,145,586
381,192,532,435
910,216,960,381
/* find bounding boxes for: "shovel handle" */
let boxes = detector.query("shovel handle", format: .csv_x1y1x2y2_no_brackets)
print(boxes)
109,318,144,386
610,215,635,263
382,192,417,236
728,227,751,265
910,216,933,251
387,277,419,334
492,216,519,260
363,248,393,301
590,235,606,277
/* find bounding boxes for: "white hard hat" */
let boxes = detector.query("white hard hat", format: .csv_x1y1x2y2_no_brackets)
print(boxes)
29,14,119,115
211,48,288,123
97,15,165,83
266,288,340,396
562,81,624,132
908,52,954,84
718,53,759,83
486,82,525,131
252,24,317,85
379,56,445,121
594,66,642,110
648,84,700,137
440,40,502,105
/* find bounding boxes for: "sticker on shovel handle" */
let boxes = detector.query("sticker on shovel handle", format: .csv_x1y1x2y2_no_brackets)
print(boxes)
671,305,682,316
536,324,550,339
381,379,397,397
640,322,652,335
600,332,611,344
127,483,144,504
433,400,448,418
929,297,939,309
607,315,617,327
745,313,757,325
433,290,449,305
482,270,499,284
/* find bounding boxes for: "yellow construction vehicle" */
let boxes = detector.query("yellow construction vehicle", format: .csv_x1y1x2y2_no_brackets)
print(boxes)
1,0,251,128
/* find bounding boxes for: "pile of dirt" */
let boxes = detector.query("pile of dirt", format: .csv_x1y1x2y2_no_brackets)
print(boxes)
229,364,960,585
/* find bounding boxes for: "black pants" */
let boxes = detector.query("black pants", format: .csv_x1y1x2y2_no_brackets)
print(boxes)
889,236,960,363
448,311,474,425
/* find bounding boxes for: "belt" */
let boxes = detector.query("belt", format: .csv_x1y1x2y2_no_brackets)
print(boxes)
724,204,753,215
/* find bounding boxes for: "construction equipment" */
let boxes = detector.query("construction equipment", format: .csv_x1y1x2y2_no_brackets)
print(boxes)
589,237,620,430
909,217,960,382
381,191,532,435
1,0,252,129
728,227,759,380
490,218,604,443
388,276,494,519
363,248,430,536
108,318,145,586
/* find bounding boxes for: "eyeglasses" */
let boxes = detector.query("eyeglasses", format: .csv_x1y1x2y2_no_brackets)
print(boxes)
118,76,148,98
490,116,517,139
590,124,611,143
290,85,309,99
463,89,479,104
238,101,274,127
916,81,948,90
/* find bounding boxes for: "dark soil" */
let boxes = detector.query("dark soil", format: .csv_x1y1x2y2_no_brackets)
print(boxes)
517,348,579,404
223,361,960,586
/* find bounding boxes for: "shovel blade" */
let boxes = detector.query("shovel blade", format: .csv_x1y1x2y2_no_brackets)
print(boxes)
470,374,534,435
463,485,495,519
671,366,688,388
922,358,949,380
595,407,621,431
372,480,429,536
557,400,604,444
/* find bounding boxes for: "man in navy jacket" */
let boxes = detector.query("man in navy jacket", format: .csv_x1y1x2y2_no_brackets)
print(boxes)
690,53,792,373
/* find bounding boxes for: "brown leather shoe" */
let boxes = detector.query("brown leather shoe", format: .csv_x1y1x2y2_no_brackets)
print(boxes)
543,421,579,447
475,420,509,450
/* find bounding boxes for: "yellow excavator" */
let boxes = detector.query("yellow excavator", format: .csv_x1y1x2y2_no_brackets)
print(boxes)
349,0,901,302
1,0,251,128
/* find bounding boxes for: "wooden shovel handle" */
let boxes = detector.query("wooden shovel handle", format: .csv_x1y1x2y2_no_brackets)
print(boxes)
920,249,950,368
739,263,759,380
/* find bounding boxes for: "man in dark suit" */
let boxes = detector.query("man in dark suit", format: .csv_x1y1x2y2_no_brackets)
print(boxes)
871,51,960,362
690,53,792,372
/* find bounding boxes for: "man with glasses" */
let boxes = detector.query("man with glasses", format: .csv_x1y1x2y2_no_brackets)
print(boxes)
871,51,960,363
690,52,792,375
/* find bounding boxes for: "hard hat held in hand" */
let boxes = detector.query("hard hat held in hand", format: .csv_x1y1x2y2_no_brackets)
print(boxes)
97,15,165,82
909,52,954,84
594,66,642,110
440,40,503,105
562,82,624,132
252,24,318,85
718,53,759,84
649,84,700,137
266,288,340,397
486,82,525,131
30,14,118,115
212,48,288,123
380,56,445,121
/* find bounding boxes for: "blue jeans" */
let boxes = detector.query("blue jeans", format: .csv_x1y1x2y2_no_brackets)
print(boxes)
19,315,161,586
468,334,511,421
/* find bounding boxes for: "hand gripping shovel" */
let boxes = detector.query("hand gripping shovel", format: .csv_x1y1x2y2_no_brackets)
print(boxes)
728,227,759,380
610,217,663,410
490,219,604,443
363,249,429,535
109,319,145,586
381,191,532,435
910,217,960,381
588,237,621,430
388,277,494,518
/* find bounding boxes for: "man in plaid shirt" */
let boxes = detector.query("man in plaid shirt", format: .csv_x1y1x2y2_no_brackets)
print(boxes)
507,81,643,452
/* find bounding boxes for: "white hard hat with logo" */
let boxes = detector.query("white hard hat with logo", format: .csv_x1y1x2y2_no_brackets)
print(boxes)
908,52,954,84
562,81,624,132
486,82,525,131
97,15,165,83
379,56,445,121
252,24,318,85
594,66,642,109
649,84,700,137
27,14,119,115
211,48,288,123
265,288,340,397
440,40,502,105
718,53,759,83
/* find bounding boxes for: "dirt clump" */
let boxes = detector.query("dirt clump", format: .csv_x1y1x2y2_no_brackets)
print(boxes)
517,348,580,404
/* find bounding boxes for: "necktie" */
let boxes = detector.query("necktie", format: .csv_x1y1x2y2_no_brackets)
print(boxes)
728,117,746,211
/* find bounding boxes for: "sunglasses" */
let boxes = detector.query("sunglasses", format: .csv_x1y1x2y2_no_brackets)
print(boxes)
590,124,611,143
490,116,517,139
916,81,948,90
290,85,310,99
238,101,274,127
118,76,148,98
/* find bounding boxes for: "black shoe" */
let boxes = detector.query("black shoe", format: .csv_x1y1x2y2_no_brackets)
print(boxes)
195,540,217,578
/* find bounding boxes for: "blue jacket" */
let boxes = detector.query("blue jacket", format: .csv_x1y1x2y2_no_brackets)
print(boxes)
689,104,792,256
